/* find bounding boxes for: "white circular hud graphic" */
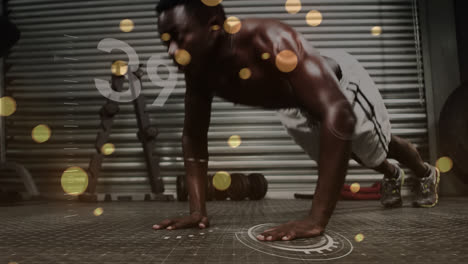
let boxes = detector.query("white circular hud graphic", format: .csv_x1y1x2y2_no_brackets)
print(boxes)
235,223,353,261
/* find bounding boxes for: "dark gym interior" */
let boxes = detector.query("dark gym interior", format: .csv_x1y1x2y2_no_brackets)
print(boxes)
1,0,467,263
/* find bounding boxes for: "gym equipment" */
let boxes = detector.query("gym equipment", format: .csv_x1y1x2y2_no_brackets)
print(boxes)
176,174,188,201
247,173,268,200
176,173,268,201
78,64,172,202
0,12,39,202
439,83,468,184
211,174,229,201
227,173,249,201
206,174,215,201
176,174,216,201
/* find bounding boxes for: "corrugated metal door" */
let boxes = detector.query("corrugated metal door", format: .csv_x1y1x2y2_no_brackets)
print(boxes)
3,0,428,199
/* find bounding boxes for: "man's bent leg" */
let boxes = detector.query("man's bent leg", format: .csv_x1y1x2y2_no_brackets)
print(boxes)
388,135,427,177
353,154,404,208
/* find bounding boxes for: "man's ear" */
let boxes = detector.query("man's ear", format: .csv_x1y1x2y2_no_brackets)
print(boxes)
207,16,221,30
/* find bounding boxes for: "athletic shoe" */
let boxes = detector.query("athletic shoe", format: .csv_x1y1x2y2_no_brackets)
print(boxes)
412,163,440,208
380,165,405,208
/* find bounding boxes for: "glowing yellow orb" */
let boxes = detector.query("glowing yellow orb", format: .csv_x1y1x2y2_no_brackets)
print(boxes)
224,16,242,34
228,135,242,148
32,124,51,143
0,96,17,117
211,25,221,31
306,10,323,27
285,0,302,14
120,19,134,32
261,53,271,60
94,207,104,216
61,166,89,196
239,68,252,80
175,49,192,66
202,0,223,7
371,26,382,36
161,33,171,42
213,171,231,191
350,183,360,193
276,50,298,73
101,143,115,156
436,157,453,173
355,233,364,242
111,60,128,76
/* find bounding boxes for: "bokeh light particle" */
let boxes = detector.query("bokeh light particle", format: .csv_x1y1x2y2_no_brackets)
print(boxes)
275,50,298,73
371,26,382,36
239,68,252,80
261,52,271,60
213,171,231,191
0,96,17,117
111,60,128,76
355,233,364,242
211,25,221,31
306,10,323,27
228,135,242,148
120,19,134,32
350,183,360,193
94,207,104,216
224,16,242,34
285,0,302,14
61,167,89,196
175,49,192,66
161,33,171,42
202,0,223,7
101,143,115,156
436,157,453,173
32,124,51,143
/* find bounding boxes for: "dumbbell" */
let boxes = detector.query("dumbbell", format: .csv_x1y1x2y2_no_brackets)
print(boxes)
176,174,215,201
247,173,268,200
176,173,268,201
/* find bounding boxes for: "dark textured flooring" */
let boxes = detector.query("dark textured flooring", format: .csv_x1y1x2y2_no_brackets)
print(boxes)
1,198,467,263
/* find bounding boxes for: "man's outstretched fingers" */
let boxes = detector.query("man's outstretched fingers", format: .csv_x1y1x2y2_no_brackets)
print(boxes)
260,231,273,241
267,231,286,241
256,235,265,241
153,219,173,230
168,219,192,230
282,232,296,241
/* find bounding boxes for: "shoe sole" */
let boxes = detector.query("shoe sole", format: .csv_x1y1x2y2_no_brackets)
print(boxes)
419,167,440,208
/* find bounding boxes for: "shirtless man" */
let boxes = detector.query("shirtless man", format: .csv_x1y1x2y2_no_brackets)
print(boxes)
152,0,440,241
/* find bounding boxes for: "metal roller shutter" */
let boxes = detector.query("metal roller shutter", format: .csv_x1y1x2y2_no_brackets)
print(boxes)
2,0,428,199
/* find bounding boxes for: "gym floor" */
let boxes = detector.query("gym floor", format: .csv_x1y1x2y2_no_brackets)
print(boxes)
1,198,467,264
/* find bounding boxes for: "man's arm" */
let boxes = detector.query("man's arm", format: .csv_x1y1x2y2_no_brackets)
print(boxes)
153,81,212,230
288,53,356,228
182,84,212,218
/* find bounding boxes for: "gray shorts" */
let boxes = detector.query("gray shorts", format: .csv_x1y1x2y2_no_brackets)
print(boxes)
277,50,391,168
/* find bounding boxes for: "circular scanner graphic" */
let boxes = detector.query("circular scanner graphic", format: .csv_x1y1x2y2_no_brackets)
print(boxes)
235,223,353,261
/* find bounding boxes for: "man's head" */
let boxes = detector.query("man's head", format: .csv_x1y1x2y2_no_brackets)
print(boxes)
156,0,226,69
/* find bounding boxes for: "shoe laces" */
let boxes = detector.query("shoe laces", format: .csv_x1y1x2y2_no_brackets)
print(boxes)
383,178,400,194
417,176,433,195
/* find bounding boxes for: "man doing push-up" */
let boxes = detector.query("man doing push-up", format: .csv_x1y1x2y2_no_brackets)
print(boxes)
152,0,440,242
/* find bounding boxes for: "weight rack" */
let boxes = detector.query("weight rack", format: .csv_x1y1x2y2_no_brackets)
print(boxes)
78,64,173,202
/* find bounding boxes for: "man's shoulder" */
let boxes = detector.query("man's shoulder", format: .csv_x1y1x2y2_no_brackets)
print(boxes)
241,18,295,38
